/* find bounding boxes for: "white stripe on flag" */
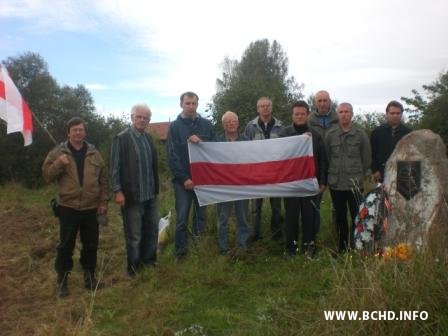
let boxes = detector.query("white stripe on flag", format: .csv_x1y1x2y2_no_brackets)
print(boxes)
189,134,312,164
194,179,319,206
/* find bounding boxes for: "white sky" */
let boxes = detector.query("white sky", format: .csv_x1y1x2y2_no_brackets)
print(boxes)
1,0,447,122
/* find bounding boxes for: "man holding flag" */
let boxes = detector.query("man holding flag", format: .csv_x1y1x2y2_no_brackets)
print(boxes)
244,97,284,242
167,91,216,260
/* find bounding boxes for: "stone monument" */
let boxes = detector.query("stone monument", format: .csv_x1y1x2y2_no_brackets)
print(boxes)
383,129,448,251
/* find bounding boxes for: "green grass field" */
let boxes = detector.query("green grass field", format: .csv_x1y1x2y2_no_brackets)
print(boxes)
0,183,446,335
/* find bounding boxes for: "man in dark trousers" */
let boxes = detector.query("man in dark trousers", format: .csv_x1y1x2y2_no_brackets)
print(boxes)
43,117,108,297
244,96,284,241
280,101,328,257
371,100,411,182
111,104,160,277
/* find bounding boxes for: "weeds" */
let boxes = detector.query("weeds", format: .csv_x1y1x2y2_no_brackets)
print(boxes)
0,183,446,335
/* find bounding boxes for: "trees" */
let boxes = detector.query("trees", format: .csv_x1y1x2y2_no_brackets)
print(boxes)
402,71,448,144
0,52,127,186
353,112,386,136
211,39,303,130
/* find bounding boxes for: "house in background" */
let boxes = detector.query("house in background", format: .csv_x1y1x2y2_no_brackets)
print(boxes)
146,121,170,141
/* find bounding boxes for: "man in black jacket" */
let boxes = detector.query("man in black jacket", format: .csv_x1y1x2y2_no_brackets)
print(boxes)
371,100,411,182
280,101,328,257
110,104,160,276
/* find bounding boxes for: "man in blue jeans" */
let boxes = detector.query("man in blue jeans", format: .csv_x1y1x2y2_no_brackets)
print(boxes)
111,104,160,276
216,111,249,254
167,92,216,260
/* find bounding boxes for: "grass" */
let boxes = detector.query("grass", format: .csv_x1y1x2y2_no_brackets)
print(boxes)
0,182,447,335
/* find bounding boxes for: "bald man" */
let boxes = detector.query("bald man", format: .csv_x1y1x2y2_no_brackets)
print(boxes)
308,90,338,139
307,90,338,235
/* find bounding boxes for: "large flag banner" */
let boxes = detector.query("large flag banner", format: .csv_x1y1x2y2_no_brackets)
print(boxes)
0,65,33,146
189,135,319,206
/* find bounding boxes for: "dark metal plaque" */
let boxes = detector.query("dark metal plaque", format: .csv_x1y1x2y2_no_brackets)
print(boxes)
397,161,421,200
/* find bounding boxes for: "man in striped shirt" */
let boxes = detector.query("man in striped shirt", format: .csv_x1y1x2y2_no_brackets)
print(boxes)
111,104,160,276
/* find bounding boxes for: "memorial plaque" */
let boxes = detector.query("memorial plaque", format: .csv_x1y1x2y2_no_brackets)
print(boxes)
396,161,421,200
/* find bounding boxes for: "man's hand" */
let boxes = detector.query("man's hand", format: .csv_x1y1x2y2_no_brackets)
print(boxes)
97,202,108,214
188,135,202,143
319,185,326,193
184,179,194,190
58,154,70,166
114,191,125,206
372,171,381,183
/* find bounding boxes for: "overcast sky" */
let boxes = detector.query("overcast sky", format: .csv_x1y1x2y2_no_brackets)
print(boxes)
1,0,447,122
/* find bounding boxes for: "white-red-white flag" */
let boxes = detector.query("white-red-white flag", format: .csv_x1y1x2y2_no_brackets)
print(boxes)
189,135,319,206
0,65,33,146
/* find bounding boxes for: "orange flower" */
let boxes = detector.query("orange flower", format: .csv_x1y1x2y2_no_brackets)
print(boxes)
396,243,413,261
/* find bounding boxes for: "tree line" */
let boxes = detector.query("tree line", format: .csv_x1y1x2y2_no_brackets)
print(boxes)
1,41,447,186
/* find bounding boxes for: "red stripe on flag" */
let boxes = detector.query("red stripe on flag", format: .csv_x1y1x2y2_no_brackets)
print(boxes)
0,78,5,100
22,100,33,131
191,156,316,186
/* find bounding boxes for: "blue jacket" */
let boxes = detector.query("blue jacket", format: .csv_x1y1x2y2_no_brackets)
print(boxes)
167,114,216,184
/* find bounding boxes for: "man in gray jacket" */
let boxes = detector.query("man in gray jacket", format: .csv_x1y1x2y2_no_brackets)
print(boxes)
308,90,338,235
325,102,371,253
244,97,283,241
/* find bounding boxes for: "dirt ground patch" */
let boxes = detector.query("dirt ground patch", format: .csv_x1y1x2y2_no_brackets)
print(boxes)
0,203,116,335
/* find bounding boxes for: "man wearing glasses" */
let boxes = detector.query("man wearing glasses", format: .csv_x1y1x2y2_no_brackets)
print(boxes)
244,97,284,242
111,104,160,276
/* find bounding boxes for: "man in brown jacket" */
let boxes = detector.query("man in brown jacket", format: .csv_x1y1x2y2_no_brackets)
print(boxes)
42,117,108,298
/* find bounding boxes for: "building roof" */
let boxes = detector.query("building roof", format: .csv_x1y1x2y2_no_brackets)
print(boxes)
146,121,170,140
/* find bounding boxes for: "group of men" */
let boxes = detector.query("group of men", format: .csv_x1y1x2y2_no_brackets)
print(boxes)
42,90,410,298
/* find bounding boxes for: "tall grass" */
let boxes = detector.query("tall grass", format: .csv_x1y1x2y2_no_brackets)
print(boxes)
0,183,446,335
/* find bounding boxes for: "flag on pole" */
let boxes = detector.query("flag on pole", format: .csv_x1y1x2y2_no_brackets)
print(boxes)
0,65,33,146
189,135,319,206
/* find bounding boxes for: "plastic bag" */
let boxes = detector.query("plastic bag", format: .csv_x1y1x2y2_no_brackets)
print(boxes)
158,211,171,246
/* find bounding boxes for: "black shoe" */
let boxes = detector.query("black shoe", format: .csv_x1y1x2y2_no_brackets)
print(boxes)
219,249,229,256
57,272,69,298
84,270,104,290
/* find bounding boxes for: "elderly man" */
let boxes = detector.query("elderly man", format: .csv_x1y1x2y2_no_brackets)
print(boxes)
43,117,108,297
111,104,160,276
244,96,283,241
280,101,327,257
371,100,411,182
325,103,371,253
216,111,249,254
167,91,216,260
